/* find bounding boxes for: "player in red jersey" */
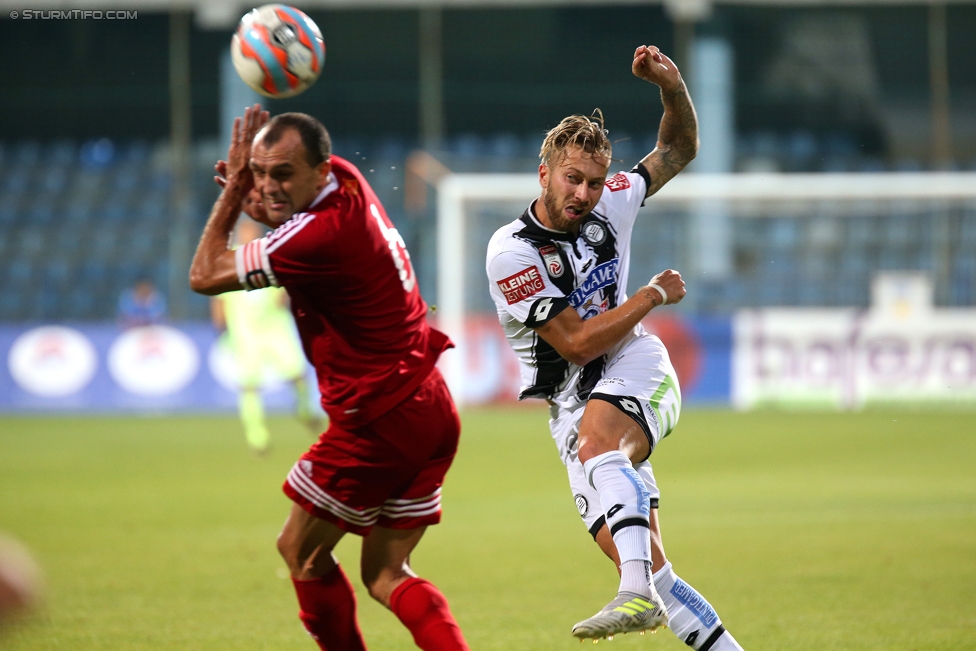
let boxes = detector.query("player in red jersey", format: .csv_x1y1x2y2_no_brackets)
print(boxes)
190,105,470,651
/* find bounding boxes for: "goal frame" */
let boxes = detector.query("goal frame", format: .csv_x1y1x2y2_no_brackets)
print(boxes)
435,171,976,405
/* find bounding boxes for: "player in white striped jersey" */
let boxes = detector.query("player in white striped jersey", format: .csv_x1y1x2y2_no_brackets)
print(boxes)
486,46,746,649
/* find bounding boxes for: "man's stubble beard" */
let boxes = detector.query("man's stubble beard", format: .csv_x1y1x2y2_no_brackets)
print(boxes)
541,184,586,234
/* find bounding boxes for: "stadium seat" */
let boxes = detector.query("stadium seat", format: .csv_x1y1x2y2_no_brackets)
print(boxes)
453,134,485,160
67,290,96,319
46,141,76,166
37,286,61,320
90,229,118,257
122,140,150,164
14,141,41,167
769,218,799,251
63,199,94,223
80,260,109,286
960,211,976,244
27,201,56,225
0,193,20,225
858,158,886,172
101,201,131,222
80,138,116,169
45,259,71,286
609,132,636,165
17,227,46,259
0,288,23,318
40,166,70,195
3,168,30,194
784,130,818,170
148,171,171,192
9,259,34,285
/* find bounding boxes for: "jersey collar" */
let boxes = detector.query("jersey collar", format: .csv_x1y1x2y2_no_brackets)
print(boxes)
520,200,577,242
307,172,338,211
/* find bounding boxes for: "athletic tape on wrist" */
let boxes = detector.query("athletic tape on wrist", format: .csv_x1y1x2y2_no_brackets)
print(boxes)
648,283,668,305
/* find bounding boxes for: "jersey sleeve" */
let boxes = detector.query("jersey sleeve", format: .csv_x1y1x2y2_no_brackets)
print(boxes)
234,212,324,290
487,242,570,328
597,167,650,240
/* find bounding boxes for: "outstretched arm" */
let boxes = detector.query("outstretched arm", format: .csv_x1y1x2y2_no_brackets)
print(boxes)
534,269,686,367
189,104,269,296
632,45,699,198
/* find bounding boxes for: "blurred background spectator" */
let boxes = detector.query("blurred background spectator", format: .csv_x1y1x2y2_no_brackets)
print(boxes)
117,279,167,328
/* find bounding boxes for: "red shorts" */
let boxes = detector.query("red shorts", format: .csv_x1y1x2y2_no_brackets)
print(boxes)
283,368,460,536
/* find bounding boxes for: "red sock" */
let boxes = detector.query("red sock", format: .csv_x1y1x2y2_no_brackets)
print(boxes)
292,566,367,651
389,577,469,651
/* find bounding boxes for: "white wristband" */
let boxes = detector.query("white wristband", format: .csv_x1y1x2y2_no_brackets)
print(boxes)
648,283,668,305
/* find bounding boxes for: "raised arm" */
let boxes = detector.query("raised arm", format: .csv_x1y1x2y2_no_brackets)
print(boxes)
189,104,269,296
535,269,686,367
632,45,699,198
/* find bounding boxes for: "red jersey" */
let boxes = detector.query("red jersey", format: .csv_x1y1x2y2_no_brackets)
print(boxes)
235,156,452,427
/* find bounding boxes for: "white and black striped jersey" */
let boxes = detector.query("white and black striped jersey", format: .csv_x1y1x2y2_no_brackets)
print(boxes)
486,166,650,409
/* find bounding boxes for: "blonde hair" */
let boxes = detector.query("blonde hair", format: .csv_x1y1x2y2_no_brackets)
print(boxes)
539,109,612,166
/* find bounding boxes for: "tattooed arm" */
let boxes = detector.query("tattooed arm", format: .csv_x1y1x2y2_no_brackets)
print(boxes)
631,45,699,198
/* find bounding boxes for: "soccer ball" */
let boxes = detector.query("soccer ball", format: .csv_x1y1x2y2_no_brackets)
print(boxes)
231,4,325,99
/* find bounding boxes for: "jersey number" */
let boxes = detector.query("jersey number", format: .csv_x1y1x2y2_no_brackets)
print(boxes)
371,204,416,292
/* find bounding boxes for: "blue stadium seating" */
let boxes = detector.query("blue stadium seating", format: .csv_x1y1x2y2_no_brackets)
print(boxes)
0,135,973,322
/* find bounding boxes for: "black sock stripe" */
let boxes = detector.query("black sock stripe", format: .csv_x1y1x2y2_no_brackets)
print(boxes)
698,625,726,651
608,517,650,536
588,516,606,540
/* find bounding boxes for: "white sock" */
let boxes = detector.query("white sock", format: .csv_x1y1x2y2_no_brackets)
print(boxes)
583,451,653,595
619,559,654,597
653,561,745,650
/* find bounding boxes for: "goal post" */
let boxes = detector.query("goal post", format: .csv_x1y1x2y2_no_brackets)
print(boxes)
435,171,976,406
436,174,542,405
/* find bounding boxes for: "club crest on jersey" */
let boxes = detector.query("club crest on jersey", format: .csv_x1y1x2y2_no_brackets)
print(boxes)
539,244,564,277
342,178,359,195
574,493,588,517
582,221,607,246
568,259,619,308
605,173,631,192
581,296,609,320
498,266,545,305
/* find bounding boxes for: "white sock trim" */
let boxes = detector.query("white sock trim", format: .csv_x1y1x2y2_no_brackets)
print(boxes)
581,450,630,489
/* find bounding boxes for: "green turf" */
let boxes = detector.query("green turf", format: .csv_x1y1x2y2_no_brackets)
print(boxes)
1,408,974,649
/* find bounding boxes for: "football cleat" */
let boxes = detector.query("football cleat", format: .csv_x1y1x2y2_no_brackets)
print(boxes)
572,591,668,640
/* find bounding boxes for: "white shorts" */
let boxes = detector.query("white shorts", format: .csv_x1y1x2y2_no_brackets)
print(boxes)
548,332,682,536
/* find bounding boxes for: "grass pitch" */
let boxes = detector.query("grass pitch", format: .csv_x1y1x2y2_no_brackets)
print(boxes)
1,408,974,650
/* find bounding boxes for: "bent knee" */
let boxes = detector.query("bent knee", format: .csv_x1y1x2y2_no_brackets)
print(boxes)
276,531,301,569
362,568,410,607
577,432,621,463
364,576,388,604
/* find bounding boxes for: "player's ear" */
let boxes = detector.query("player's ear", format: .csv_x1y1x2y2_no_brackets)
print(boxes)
539,162,549,189
317,159,331,183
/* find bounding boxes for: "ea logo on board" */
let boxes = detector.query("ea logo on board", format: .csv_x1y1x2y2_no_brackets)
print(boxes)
207,335,288,392
8,326,98,397
108,325,200,396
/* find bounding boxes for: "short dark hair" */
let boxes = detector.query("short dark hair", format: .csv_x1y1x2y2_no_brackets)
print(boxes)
260,112,331,168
